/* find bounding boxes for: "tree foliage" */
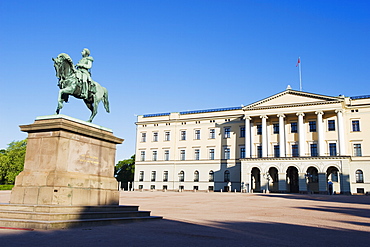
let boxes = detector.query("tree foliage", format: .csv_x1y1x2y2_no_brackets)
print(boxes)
0,140,27,184
115,154,135,184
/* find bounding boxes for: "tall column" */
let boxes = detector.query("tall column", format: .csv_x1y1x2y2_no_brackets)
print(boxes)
261,115,268,157
244,116,252,158
297,112,305,156
316,111,325,156
336,109,346,155
277,114,286,157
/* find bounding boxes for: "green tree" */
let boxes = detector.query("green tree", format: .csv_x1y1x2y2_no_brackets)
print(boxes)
0,140,27,184
115,154,135,190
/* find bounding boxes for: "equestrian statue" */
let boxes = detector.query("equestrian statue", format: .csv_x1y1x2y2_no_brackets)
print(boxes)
52,48,110,122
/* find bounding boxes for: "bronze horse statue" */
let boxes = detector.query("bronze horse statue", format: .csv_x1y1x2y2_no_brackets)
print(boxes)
52,53,110,122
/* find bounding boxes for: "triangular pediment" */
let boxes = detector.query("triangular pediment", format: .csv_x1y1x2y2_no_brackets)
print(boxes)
244,89,343,110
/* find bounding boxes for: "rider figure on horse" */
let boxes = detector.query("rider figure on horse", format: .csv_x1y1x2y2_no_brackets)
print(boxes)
76,48,95,99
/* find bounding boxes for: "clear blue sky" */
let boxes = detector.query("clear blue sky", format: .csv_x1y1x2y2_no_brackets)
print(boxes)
1,0,369,161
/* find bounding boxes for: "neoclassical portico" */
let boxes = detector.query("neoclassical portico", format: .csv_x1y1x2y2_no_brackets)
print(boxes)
241,89,350,194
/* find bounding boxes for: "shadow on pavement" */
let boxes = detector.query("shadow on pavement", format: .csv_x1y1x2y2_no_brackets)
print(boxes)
0,218,369,247
257,193,370,205
297,205,370,219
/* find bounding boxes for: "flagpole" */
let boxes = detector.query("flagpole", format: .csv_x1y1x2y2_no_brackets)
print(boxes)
296,57,302,91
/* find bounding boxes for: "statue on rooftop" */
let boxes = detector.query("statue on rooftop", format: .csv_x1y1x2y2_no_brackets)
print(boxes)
52,49,110,122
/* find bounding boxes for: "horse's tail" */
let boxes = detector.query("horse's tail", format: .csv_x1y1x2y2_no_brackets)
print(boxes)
102,87,110,113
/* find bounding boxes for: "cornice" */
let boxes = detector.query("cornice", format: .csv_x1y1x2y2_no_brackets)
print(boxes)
242,156,351,161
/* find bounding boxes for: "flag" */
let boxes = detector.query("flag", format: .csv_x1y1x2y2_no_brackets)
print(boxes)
296,57,301,67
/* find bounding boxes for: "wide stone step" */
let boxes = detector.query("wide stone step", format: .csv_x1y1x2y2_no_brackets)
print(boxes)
0,204,139,213
0,210,151,221
0,215,162,230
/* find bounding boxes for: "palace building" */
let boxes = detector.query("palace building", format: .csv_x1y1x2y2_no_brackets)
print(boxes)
134,88,370,194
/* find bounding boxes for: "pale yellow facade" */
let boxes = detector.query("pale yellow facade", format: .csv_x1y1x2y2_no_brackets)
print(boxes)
135,89,370,194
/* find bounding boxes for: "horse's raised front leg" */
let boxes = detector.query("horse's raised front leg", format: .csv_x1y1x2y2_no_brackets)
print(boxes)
56,89,65,114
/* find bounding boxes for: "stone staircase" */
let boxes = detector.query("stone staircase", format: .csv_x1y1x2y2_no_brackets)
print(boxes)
0,203,162,230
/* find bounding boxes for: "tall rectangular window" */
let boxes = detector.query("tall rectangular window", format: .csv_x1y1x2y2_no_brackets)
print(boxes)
257,124,262,135
292,144,299,157
141,133,146,142
328,120,335,131
224,127,231,138
309,121,317,132
152,150,157,161
354,144,362,156
274,145,280,158
164,131,170,141
352,120,360,132
139,171,144,181
151,171,156,182
181,130,186,140
164,150,170,161
273,123,279,134
329,143,337,156
153,132,158,142
209,149,215,160
291,122,298,133
240,147,245,159
180,150,186,160
140,151,146,161
194,149,200,160
240,126,245,137
163,171,168,182
195,129,201,140
209,129,215,139
257,145,262,158
310,144,318,157
224,147,230,159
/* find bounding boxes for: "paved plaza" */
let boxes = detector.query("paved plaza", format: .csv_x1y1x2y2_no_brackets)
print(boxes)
0,190,369,246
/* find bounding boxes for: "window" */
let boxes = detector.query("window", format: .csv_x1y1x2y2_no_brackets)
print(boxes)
310,144,318,157
274,145,280,158
309,121,317,132
329,143,337,156
352,120,360,131
224,170,230,182
224,147,230,159
357,188,365,194
209,149,215,160
328,120,335,131
240,126,245,137
163,185,168,190
195,129,201,140
164,131,170,141
208,186,214,191
179,171,184,182
257,124,262,135
209,170,214,182
292,144,299,157
140,151,145,161
139,171,144,181
240,147,245,159
356,170,364,183
141,133,146,142
153,132,158,142
138,185,143,190
291,122,298,133
150,185,155,190
151,171,156,182
273,123,279,134
193,186,199,191
180,150,186,160
354,144,362,156
152,150,157,161
257,145,262,158
224,127,231,138
194,149,200,160
163,171,168,182
181,130,186,140
209,129,215,139
194,170,199,182
164,150,170,161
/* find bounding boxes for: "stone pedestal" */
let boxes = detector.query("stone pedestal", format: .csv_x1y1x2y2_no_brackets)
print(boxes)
10,115,124,206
